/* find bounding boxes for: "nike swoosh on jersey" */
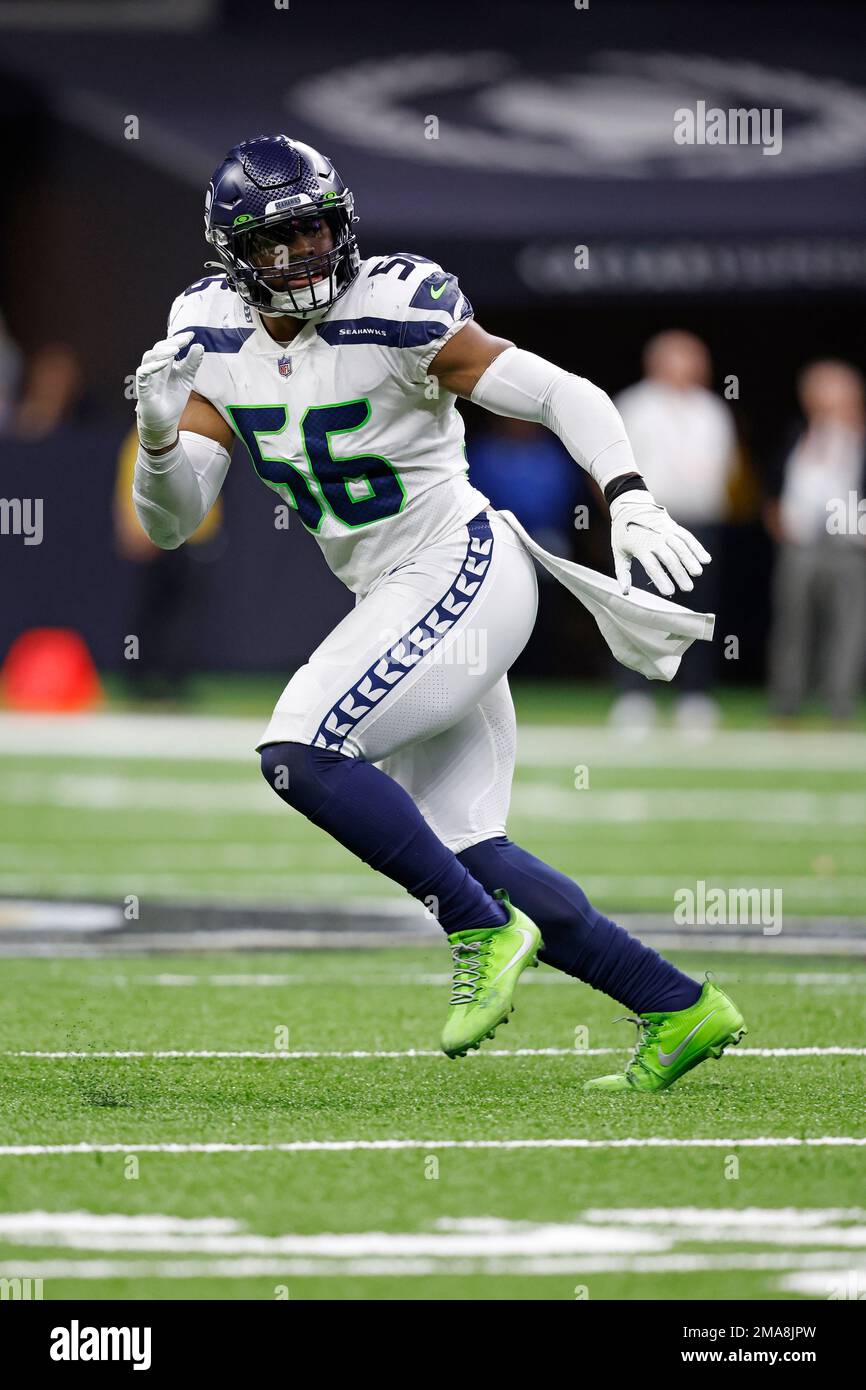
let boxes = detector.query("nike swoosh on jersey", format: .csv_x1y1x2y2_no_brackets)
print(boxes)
491,927,536,984
430,281,448,299
657,1009,718,1066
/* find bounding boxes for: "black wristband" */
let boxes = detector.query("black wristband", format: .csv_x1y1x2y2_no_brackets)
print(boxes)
603,473,649,507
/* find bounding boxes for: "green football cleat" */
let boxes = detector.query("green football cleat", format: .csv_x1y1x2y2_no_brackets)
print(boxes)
584,980,747,1093
441,894,542,1058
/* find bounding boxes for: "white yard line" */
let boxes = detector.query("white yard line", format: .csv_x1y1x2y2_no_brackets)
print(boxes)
6,1046,865,1059
1,1252,863,1280
2,872,866,900
750,971,866,986
0,713,264,762
511,787,866,825
0,1213,237,1235
4,770,866,826
102,969,865,988
5,1211,866,1255
2,713,866,769
580,1206,866,1226
1,1137,864,1155
780,1270,866,1296
0,931,444,955
0,874,400,898
518,727,866,771
2,1207,864,1282
0,774,278,815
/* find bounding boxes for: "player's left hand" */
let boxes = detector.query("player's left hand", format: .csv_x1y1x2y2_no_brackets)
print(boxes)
609,490,711,598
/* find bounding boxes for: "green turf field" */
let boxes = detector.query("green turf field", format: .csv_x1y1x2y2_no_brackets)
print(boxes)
0,684,865,914
0,684,863,1301
95,675,866,728
0,950,863,1300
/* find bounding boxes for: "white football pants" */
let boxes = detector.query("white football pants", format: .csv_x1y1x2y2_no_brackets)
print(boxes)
257,510,538,852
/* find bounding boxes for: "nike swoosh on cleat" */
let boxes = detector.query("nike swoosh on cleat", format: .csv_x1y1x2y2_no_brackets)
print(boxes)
491,927,536,985
657,1009,718,1066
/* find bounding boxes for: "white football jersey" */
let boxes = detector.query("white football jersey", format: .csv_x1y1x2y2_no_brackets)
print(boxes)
167,254,489,594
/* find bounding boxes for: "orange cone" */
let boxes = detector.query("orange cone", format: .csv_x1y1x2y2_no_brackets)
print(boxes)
1,629,103,712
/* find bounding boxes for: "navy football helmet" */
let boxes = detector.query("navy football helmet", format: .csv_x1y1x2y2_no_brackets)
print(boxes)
204,135,359,319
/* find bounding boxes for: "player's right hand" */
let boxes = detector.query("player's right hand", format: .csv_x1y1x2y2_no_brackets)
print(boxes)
135,330,204,451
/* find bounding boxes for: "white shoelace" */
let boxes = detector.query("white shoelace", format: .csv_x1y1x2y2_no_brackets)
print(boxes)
448,941,489,1006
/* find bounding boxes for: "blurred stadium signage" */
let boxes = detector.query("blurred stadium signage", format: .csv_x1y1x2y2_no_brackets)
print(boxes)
517,237,866,296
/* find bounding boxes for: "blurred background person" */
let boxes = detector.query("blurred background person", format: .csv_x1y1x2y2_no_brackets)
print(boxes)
0,312,22,436
468,415,585,558
13,342,86,438
765,360,866,722
468,415,593,677
609,330,737,734
114,426,226,703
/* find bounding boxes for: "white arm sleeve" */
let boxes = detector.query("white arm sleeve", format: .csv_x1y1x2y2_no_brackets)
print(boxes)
132,429,231,550
470,345,639,490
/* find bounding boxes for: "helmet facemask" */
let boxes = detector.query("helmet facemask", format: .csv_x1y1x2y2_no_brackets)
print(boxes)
208,197,359,320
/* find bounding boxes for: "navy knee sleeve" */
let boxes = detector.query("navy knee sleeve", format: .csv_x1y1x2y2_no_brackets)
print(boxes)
261,741,507,935
260,741,356,820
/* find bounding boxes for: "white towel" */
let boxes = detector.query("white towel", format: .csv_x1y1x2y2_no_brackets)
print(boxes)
496,509,715,682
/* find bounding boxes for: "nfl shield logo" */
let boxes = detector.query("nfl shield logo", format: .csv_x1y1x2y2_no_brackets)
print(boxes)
278,355,293,378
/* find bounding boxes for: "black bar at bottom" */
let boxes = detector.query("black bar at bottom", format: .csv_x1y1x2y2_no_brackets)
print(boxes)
3,1297,861,1374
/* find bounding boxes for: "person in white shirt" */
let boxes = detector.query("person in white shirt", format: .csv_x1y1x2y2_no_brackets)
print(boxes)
766,360,866,721
611,331,736,733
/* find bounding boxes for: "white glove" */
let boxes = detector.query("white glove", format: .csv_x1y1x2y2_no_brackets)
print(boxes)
135,330,204,451
609,489,711,597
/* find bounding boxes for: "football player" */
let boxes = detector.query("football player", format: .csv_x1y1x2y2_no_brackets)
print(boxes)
132,136,746,1091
